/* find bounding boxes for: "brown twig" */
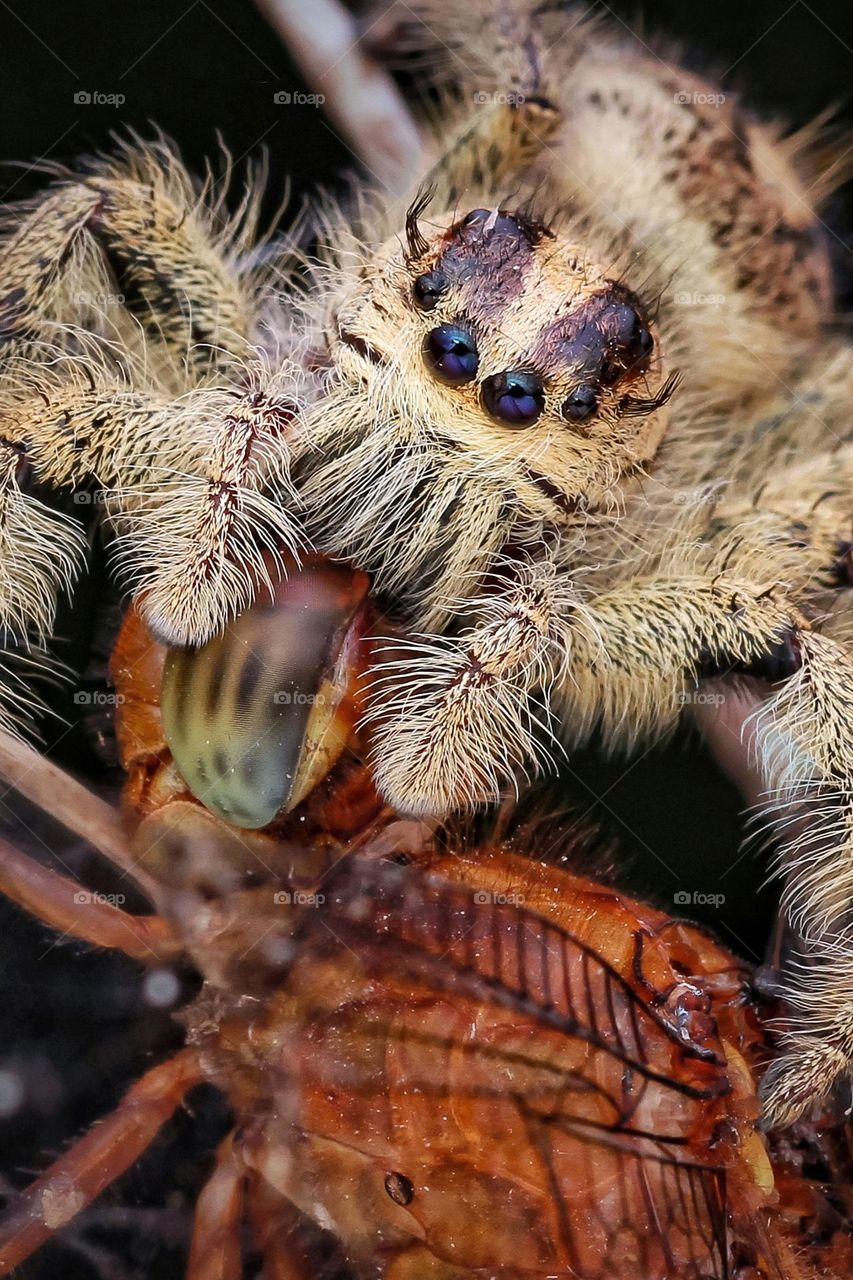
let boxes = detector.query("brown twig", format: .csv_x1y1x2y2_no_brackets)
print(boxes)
255,0,425,194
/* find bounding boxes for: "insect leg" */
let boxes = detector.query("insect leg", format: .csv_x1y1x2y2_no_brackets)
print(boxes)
0,1048,205,1275
0,831,179,963
187,1131,247,1280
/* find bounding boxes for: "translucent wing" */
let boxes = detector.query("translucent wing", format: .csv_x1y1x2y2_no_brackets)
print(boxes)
275,858,746,1279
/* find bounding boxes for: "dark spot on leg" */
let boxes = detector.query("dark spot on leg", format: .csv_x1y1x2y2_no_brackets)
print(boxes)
696,626,802,684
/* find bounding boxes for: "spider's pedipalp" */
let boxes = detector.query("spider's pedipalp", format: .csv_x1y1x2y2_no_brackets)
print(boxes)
366,564,568,815
0,335,307,649
110,358,308,646
757,948,853,1130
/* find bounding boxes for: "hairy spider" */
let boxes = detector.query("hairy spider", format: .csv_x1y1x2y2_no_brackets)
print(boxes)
0,0,852,1127
0,558,850,1278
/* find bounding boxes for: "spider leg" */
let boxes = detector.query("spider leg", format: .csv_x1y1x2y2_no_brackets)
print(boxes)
366,560,569,816
0,354,305,646
697,443,853,599
187,1131,247,1280
548,571,853,1124
0,831,179,962
0,140,260,366
0,139,309,688
0,1048,205,1275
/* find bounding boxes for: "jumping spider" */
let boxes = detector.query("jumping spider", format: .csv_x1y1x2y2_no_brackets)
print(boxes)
0,0,852,1129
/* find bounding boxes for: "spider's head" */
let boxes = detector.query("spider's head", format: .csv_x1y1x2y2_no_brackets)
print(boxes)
332,197,678,514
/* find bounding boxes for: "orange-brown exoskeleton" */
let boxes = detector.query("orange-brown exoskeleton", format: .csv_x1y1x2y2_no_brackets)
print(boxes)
0,561,850,1279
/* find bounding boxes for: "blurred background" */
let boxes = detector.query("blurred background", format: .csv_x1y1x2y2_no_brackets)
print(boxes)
0,2,850,1275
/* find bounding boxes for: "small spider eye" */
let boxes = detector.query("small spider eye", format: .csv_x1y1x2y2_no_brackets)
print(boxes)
423,324,479,386
482,370,544,428
635,323,654,361
562,385,598,422
609,303,654,374
463,208,490,227
413,270,446,312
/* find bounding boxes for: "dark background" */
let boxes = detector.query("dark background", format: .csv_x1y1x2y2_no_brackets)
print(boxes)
0,2,851,1276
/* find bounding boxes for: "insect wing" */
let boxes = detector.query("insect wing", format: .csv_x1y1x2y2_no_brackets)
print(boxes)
278,859,738,1278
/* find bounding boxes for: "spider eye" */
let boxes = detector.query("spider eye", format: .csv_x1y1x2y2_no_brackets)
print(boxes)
463,208,490,228
635,323,654,361
482,370,544,428
562,385,598,422
413,270,446,312
423,324,479,386
609,303,654,373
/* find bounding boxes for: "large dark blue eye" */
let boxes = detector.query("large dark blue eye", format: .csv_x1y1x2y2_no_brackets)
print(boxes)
423,324,479,386
481,370,544,428
562,385,598,423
